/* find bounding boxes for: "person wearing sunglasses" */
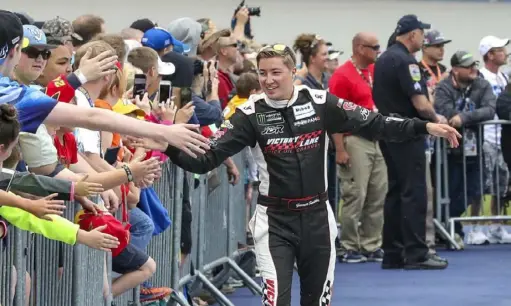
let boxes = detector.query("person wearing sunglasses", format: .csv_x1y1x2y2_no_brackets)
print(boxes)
329,32,385,265
131,42,462,305
13,25,56,87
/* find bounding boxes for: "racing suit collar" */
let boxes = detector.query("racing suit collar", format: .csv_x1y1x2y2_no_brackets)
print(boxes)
263,85,300,109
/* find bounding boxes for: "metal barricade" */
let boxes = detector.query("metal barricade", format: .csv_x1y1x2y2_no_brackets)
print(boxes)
178,153,262,306
433,120,511,248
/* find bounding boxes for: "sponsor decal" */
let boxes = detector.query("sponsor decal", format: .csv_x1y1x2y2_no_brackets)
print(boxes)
294,116,320,127
256,111,284,126
292,102,316,120
320,280,332,306
359,108,370,120
409,64,421,81
414,82,421,91
262,279,276,306
261,125,284,135
339,100,358,111
264,130,322,154
209,128,227,147
294,198,320,209
242,104,253,111
385,117,404,122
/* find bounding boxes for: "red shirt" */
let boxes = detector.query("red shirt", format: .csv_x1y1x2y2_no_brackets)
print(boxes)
217,69,234,109
54,133,78,167
329,60,376,111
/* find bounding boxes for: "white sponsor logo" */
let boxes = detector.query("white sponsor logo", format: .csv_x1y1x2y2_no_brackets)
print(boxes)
292,102,316,120
360,108,370,120
0,44,8,60
256,111,284,125
261,125,284,135
220,120,234,129
294,198,320,208
294,116,320,127
385,117,404,122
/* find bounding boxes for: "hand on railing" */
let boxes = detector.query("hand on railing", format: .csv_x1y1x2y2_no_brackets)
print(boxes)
75,175,104,197
100,190,119,213
227,162,240,185
436,114,448,124
448,115,462,128
23,193,66,221
76,224,120,252
425,123,462,148
76,196,103,215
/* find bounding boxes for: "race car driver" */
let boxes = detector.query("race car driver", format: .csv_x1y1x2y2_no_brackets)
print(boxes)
130,44,461,306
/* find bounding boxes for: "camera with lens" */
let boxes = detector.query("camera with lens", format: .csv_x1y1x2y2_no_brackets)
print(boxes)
236,0,261,17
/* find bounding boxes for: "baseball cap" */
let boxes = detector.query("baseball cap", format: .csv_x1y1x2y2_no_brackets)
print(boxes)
158,57,175,75
113,99,146,117
423,29,452,47
0,10,24,65
161,51,194,88
451,51,479,68
42,16,83,44
395,14,431,36
142,27,190,54
479,35,510,56
22,25,57,49
326,42,343,60
130,18,156,33
14,12,34,25
167,18,201,56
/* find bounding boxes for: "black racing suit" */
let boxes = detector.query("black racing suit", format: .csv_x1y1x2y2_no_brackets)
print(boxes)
164,85,429,306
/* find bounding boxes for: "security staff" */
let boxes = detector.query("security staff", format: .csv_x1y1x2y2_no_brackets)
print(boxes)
373,14,448,270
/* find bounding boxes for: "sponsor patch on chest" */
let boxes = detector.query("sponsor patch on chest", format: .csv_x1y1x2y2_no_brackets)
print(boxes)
292,102,316,120
256,111,284,126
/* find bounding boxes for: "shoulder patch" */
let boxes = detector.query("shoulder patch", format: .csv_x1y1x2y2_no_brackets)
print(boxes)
298,85,327,104
237,98,257,115
409,64,421,82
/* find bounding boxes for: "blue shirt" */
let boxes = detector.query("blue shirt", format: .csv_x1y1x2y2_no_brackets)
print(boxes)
191,93,222,126
0,74,57,134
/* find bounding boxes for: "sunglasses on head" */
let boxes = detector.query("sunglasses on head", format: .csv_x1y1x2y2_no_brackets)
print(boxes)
259,44,293,55
22,47,51,60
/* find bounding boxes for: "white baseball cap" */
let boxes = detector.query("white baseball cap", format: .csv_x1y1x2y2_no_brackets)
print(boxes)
479,35,510,56
158,57,175,75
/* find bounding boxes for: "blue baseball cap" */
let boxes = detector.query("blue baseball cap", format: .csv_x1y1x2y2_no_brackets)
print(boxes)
395,14,431,36
141,27,190,54
22,25,57,49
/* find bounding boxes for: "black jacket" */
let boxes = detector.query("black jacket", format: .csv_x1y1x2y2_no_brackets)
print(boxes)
165,85,429,199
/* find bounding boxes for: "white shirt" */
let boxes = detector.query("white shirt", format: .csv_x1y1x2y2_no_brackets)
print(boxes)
480,67,509,145
73,89,101,155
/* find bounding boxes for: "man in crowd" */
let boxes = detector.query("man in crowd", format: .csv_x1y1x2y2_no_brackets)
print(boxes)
215,32,240,108
329,32,386,263
72,14,105,47
435,51,496,245
373,14,448,270
418,28,451,255
477,35,511,244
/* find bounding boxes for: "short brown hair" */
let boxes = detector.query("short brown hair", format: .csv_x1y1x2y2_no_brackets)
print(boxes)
235,72,260,98
74,40,115,70
127,47,158,74
99,67,126,100
72,14,105,45
92,33,126,65
256,44,297,70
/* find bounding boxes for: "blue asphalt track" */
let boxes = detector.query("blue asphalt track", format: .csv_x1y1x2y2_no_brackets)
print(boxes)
220,245,511,306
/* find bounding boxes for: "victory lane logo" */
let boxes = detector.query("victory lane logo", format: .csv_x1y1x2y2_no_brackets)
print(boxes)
264,130,322,154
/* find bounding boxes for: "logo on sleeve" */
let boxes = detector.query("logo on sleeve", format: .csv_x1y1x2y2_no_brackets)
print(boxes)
338,99,358,111
409,64,421,82
292,102,316,120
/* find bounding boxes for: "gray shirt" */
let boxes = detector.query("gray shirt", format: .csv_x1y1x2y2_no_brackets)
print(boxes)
434,75,496,126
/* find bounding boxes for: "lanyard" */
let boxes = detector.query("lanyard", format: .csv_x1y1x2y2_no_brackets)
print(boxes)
351,58,372,88
77,87,94,107
421,60,442,85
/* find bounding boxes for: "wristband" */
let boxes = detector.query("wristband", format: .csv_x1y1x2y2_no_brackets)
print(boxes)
122,164,134,182
0,221,7,239
74,69,88,85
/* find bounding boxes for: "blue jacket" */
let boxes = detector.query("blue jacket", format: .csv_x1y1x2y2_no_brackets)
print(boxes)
191,93,222,126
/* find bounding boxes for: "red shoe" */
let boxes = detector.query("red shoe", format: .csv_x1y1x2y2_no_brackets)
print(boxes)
140,286,172,302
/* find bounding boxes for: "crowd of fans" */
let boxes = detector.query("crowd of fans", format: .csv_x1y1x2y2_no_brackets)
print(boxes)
0,4,510,306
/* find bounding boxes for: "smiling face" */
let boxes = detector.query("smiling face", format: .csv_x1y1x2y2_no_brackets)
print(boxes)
257,56,295,101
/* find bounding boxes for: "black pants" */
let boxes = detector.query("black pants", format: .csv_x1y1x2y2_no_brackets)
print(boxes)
249,199,337,306
380,138,429,263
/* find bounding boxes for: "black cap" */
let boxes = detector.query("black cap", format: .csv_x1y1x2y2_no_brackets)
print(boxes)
160,51,194,88
0,10,24,65
14,12,34,25
395,14,431,36
450,51,479,68
130,18,156,33
424,30,452,47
